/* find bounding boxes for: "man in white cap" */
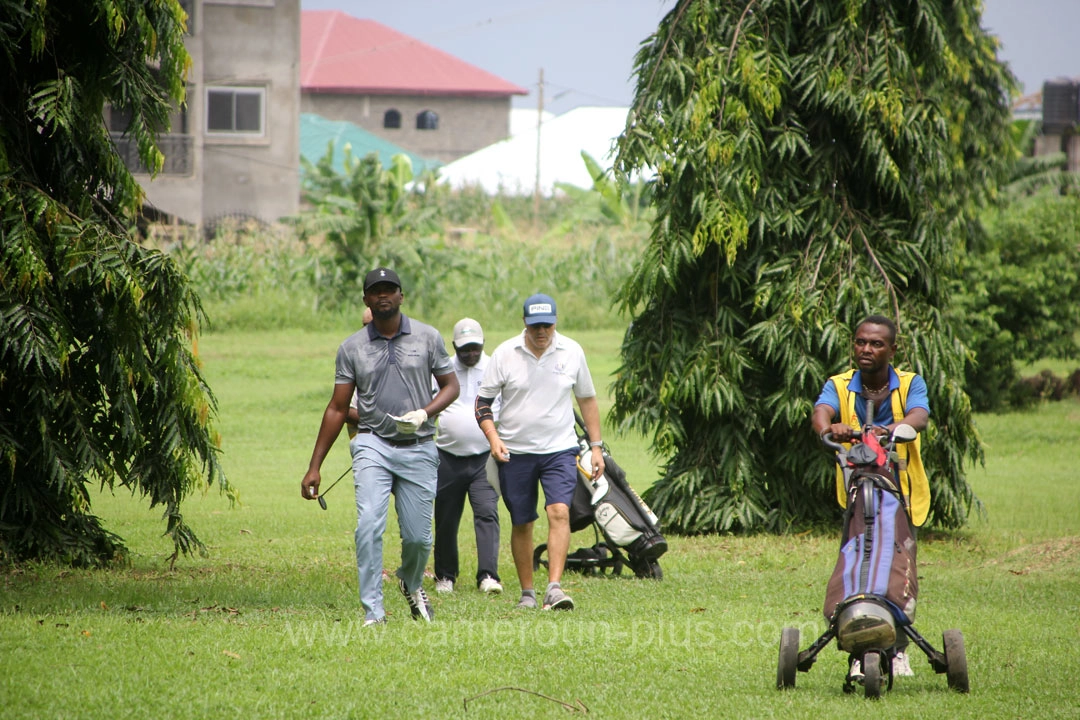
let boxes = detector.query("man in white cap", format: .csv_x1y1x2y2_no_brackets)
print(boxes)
475,293,605,611
432,318,503,595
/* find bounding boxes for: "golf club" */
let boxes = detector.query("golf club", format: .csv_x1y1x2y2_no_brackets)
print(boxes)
316,467,350,510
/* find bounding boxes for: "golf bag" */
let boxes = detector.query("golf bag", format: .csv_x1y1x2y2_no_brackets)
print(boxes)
534,418,667,579
776,422,969,698
823,429,918,630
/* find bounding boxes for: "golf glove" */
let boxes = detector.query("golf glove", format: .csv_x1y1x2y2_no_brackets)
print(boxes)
395,409,428,434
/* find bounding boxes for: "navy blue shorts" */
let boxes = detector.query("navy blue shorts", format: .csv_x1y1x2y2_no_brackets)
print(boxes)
499,449,578,526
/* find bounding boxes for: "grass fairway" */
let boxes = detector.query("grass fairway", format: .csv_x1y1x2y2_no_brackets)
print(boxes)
1,328,1078,719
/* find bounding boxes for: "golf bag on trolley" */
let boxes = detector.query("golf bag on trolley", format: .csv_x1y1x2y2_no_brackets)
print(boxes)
776,409,969,698
824,427,918,655
533,415,667,579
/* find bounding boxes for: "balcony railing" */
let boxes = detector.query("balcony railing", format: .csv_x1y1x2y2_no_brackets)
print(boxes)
111,133,194,176
178,0,194,33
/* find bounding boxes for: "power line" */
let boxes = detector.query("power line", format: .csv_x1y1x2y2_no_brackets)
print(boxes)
539,81,629,108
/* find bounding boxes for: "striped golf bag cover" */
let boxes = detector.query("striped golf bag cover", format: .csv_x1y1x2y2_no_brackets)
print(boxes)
823,454,919,626
570,449,667,563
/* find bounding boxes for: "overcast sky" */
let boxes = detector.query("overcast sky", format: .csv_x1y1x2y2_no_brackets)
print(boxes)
299,0,1079,113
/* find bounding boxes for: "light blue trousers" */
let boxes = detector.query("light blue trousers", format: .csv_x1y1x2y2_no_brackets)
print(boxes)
350,433,438,622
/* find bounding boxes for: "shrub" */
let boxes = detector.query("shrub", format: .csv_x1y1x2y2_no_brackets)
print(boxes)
954,192,1080,411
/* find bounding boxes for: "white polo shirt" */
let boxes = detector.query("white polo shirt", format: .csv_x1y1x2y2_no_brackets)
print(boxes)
435,352,497,457
479,330,596,454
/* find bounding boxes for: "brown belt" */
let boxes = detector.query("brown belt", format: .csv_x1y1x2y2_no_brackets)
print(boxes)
354,428,433,447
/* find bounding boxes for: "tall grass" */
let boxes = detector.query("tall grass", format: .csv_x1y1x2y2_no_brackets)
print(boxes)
149,220,342,333
155,219,644,336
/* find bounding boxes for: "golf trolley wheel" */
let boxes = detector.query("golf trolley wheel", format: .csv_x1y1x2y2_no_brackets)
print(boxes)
532,543,548,571
776,627,799,689
862,651,883,699
637,559,662,580
626,553,662,580
943,629,970,693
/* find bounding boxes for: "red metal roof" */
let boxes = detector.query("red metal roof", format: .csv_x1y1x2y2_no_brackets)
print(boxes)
301,11,528,98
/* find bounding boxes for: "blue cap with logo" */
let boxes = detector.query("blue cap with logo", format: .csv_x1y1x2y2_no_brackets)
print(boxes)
523,293,557,325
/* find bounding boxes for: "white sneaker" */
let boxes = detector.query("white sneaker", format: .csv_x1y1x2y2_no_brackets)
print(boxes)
361,617,386,628
479,576,503,594
434,578,454,594
892,651,914,677
848,658,864,682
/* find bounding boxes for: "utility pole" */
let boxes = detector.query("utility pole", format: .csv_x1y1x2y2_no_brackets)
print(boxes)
534,67,543,228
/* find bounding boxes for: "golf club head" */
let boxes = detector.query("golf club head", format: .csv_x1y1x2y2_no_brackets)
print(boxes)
313,467,349,512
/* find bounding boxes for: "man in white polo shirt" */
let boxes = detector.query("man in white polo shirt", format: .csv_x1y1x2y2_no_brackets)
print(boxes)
474,293,605,611
433,318,503,595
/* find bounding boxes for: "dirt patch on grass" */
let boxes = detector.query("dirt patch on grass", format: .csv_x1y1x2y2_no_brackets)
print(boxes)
985,537,1080,574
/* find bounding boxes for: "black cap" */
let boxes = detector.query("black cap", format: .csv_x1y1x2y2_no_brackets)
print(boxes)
363,267,401,291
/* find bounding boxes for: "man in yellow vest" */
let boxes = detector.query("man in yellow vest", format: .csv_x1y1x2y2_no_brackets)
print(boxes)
811,314,930,678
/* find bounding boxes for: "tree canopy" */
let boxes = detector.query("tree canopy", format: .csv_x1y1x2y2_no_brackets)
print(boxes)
0,0,227,565
611,0,1016,532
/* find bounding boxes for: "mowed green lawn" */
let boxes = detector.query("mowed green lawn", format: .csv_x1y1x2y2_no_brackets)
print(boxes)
1,327,1077,719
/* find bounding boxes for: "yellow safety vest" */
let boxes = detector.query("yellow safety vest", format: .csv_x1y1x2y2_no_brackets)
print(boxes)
829,369,930,526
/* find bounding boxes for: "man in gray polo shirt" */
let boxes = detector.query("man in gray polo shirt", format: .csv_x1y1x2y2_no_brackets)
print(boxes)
301,268,459,626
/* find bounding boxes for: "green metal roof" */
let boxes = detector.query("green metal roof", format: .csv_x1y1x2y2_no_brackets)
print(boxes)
300,113,440,176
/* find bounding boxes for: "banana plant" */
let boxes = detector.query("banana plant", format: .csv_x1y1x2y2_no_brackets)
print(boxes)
552,151,654,233
296,145,448,311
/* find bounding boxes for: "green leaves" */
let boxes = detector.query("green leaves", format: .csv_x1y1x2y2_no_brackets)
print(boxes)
297,148,455,311
952,191,1080,411
28,73,78,135
612,0,1014,533
1,0,224,566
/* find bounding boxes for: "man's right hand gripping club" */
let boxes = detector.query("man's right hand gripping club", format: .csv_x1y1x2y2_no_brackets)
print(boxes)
301,470,320,501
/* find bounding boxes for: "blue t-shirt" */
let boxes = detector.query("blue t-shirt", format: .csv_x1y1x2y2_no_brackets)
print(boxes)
815,367,930,426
